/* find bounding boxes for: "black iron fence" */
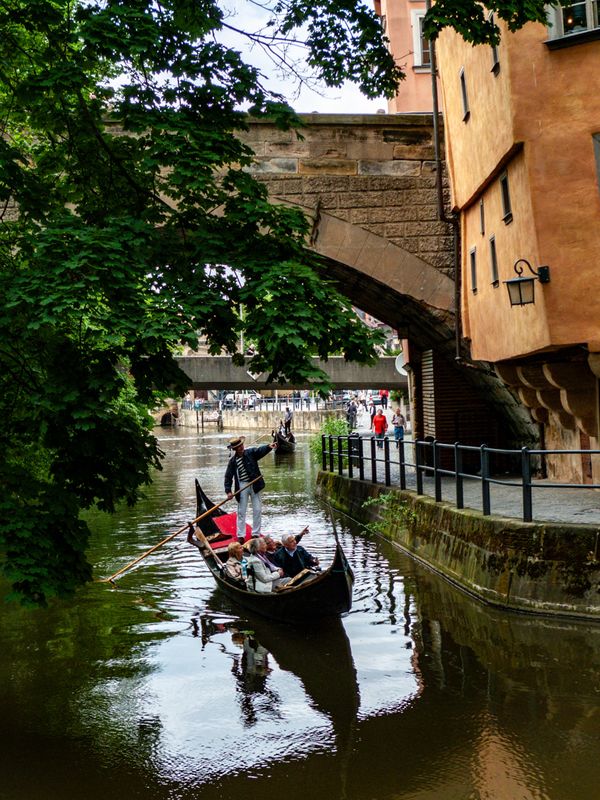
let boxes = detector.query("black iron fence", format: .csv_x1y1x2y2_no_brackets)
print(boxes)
321,434,600,523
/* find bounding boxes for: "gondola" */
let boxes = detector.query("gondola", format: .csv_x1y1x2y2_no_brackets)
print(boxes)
189,479,354,624
272,429,296,453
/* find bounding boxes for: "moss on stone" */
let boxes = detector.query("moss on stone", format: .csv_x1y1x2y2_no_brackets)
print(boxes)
316,470,600,620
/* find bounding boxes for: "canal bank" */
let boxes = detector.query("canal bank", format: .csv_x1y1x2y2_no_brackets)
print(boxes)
177,407,341,431
316,471,600,621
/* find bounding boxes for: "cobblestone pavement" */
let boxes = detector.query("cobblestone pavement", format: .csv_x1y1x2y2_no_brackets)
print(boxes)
345,410,600,526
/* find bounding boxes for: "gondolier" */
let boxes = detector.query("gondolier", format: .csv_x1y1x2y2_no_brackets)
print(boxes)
225,436,277,541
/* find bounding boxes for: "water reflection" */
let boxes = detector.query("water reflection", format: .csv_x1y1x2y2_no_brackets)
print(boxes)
196,617,281,728
195,612,359,735
0,429,599,800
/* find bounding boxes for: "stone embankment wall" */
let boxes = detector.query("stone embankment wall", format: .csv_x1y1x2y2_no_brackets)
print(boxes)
316,472,600,620
177,409,342,432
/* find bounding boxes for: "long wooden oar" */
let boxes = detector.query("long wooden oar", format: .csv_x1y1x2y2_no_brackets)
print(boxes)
99,476,261,585
249,432,272,446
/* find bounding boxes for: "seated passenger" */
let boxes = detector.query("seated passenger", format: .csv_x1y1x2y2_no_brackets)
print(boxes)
246,537,291,592
263,534,283,565
224,541,246,583
263,527,309,564
272,533,319,578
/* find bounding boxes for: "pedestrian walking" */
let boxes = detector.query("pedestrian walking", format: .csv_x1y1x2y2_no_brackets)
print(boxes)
369,401,376,430
346,399,357,431
392,408,405,447
372,408,388,447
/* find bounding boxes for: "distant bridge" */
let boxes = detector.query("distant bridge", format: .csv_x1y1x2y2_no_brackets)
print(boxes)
175,355,407,391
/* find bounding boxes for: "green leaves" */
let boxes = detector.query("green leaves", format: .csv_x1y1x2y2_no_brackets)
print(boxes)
274,0,404,98
0,0,383,604
240,258,383,389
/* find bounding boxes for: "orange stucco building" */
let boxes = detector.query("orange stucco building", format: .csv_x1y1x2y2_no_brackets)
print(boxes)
374,0,433,113
384,5,600,481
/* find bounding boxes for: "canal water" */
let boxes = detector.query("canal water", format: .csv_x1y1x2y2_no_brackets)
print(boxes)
2,430,599,800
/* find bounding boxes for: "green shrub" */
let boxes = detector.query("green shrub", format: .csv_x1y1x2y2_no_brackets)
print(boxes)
362,492,417,535
310,416,349,462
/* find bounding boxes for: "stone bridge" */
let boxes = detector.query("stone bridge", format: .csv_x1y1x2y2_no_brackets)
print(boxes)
9,112,532,445
240,114,534,446
176,355,407,390
242,114,455,344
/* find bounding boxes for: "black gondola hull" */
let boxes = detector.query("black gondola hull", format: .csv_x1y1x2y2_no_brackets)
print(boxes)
201,543,353,623
273,431,296,453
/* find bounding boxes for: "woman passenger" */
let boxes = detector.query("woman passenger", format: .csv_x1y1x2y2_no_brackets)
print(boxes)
224,541,246,583
246,537,290,592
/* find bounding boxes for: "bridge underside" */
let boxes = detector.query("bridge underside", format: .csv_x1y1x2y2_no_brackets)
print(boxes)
314,251,535,445
177,356,408,391
293,205,535,445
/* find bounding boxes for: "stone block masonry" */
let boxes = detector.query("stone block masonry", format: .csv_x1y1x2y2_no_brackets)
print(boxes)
241,114,455,279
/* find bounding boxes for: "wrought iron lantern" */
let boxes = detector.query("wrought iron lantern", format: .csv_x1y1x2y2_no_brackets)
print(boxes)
504,259,551,306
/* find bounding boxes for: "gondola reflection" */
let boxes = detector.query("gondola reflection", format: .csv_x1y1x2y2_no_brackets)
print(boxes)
194,608,360,734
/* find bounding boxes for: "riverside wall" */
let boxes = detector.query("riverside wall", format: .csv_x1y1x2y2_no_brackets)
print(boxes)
316,471,600,620
176,408,343,432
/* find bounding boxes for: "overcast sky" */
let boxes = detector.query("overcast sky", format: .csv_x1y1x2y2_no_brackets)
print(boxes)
217,1,387,114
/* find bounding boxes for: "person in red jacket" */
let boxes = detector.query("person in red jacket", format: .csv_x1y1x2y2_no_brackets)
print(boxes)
372,408,388,448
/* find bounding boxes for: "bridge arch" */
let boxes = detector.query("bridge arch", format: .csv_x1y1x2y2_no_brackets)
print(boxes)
243,114,457,351
282,201,457,355
293,202,454,316
243,115,536,445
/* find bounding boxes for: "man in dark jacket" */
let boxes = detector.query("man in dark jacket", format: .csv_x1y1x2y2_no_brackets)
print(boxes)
272,533,319,578
224,436,277,541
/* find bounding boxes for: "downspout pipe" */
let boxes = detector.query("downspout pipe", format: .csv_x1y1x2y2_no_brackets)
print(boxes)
426,1,462,364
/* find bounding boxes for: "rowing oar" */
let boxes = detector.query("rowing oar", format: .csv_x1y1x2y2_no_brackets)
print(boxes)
98,476,261,585
249,432,272,446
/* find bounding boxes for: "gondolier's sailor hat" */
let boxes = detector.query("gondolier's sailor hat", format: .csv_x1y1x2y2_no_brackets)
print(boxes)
227,436,246,449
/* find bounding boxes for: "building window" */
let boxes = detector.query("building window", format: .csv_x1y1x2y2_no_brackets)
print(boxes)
500,172,513,224
551,1,600,37
594,133,600,194
459,68,470,122
479,199,485,235
489,236,499,285
489,13,500,73
411,11,431,69
470,248,477,293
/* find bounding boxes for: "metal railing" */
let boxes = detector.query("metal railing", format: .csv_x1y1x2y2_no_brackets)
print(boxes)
184,398,349,412
321,434,600,522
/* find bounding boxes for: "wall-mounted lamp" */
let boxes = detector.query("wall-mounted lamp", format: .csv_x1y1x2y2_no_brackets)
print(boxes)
504,258,551,306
